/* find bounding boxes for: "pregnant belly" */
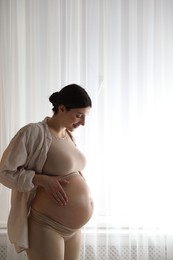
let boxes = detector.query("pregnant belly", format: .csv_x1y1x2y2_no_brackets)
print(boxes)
31,174,94,229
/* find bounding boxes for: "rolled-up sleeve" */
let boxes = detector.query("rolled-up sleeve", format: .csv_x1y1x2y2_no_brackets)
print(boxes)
0,128,35,192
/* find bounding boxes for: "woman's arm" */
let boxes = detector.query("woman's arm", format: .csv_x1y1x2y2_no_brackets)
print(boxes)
0,129,35,192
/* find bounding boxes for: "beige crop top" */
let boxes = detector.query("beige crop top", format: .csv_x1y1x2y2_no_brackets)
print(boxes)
42,130,86,177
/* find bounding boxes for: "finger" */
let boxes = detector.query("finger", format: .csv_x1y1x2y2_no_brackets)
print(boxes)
52,193,65,206
59,179,70,185
55,180,68,202
58,189,68,204
53,185,68,204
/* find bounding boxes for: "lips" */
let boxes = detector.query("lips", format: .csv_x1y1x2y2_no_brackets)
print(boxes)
73,123,79,129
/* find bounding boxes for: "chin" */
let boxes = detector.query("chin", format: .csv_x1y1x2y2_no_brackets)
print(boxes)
67,126,75,132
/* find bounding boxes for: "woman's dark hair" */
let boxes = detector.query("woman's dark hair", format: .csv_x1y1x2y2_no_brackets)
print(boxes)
49,84,92,113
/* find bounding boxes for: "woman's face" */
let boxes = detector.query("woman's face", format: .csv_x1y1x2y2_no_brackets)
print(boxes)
63,106,91,131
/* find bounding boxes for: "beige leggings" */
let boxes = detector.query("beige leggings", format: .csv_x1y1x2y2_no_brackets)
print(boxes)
26,209,82,260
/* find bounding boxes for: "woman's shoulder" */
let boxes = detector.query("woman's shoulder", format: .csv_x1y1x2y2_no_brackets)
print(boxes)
18,122,43,134
15,118,49,139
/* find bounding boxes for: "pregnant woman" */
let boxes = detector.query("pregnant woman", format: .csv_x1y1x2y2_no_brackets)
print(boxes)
0,84,94,260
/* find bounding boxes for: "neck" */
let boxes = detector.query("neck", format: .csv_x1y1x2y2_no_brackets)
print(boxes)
47,117,66,139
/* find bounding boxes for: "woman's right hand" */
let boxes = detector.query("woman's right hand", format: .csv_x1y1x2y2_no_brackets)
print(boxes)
33,175,69,206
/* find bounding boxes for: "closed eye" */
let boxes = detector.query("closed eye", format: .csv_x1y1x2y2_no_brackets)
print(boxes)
76,113,84,118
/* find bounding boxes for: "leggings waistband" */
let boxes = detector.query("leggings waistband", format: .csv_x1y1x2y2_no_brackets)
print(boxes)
29,209,79,235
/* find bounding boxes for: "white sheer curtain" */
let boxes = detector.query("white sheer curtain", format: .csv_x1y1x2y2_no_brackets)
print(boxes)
1,0,173,259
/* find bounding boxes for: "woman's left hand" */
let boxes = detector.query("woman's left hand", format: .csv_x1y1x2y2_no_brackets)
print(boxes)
33,174,69,205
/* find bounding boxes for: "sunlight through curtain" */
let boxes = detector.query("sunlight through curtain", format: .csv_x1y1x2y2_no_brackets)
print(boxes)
1,0,173,259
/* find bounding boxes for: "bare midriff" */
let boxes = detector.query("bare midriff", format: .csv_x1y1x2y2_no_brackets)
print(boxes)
31,174,94,229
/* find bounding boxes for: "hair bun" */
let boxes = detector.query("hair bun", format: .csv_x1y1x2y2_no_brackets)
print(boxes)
49,92,59,106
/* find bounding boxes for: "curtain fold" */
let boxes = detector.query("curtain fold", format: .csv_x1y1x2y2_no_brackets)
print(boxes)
1,0,173,259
